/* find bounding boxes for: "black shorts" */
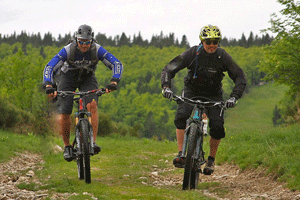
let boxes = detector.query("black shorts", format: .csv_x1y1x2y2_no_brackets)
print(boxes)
55,70,99,114
174,85,225,140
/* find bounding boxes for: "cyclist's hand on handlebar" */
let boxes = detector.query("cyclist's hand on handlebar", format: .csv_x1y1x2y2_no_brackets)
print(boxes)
162,87,173,100
45,85,57,99
225,97,237,108
106,82,117,93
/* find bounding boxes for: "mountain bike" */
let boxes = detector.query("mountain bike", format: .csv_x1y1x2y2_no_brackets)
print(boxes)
172,94,225,190
57,88,106,184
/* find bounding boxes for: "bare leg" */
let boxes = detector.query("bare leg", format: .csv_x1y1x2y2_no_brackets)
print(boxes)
86,99,98,141
58,114,71,146
176,129,185,151
209,137,221,158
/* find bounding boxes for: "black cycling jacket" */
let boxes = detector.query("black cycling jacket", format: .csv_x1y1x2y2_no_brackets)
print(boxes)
161,45,247,99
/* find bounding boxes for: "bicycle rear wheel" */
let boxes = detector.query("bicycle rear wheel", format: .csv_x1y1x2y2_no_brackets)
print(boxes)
80,119,91,184
182,123,200,190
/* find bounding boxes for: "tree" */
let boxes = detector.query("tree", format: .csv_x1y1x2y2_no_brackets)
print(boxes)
43,32,53,46
132,32,145,46
259,0,300,122
238,33,247,47
180,35,190,48
247,32,254,47
119,32,130,46
220,37,229,46
259,0,300,92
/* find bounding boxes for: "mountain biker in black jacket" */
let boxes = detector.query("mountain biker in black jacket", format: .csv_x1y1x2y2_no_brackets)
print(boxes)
161,25,247,175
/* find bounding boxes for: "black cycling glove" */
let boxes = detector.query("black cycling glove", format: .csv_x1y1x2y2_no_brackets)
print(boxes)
45,86,56,94
106,83,117,91
225,97,237,108
162,88,173,100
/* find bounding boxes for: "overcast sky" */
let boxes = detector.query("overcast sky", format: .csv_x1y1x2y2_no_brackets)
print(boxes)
1,0,283,46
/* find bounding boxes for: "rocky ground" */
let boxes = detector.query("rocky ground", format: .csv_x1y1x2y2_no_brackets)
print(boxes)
0,152,70,200
149,159,300,200
1,152,300,200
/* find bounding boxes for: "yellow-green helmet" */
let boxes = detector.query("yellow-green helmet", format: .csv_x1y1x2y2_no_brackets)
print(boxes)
199,25,222,41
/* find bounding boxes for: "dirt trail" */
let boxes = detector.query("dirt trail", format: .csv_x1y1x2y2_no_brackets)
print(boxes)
1,153,299,200
0,152,69,200
200,164,300,199
150,160,300,200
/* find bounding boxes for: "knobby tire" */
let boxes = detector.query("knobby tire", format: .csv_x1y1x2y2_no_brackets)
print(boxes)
80,119,91,184
77,155,84,180
76,126,84,180
182,123,199,190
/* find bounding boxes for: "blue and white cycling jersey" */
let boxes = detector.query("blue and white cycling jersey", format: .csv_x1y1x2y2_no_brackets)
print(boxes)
43,42,123,84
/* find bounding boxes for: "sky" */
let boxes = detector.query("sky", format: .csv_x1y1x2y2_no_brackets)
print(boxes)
0,0,283,46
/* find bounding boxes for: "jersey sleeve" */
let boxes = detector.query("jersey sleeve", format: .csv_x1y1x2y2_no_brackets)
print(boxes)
97,46,123,83
43,47,68,84
161,46,197,88
222,50,247,99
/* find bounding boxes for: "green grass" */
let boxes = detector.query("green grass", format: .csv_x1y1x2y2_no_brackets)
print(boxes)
1,83,299,198
2,132,213,199
217,83,300,190
0,130,51,162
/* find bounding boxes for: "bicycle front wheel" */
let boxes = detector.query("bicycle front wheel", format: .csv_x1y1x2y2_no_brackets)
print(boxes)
75,126,84,180
182,123,200,190
80,119,91,184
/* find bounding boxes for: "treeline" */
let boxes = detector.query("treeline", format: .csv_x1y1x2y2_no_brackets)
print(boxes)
0,31,190,49
0,30,273,49
222,32,274,47
0,43,265,140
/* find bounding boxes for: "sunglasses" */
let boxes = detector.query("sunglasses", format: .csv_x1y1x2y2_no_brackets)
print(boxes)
78,40,92,45
205,39,219,45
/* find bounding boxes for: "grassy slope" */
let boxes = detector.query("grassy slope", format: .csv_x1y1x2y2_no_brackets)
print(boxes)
217,83,300,190
1,83,299,199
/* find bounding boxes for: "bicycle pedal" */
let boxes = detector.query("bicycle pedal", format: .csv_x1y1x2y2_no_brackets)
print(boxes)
203,169,212,175
174,163,184,168
196,168,202,173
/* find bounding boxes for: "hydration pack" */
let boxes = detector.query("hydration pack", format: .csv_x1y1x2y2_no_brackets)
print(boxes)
185,45,225,89
66,39,99,67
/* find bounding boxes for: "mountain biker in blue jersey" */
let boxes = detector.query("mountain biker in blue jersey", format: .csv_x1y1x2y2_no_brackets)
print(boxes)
43,24,123,162
161,25,247,175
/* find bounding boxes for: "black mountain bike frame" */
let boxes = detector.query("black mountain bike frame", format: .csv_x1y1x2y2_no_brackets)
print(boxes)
57,88,106,184
172,94,225,190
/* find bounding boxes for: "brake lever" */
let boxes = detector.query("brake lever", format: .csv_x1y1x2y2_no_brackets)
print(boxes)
220,106,227,116
60,92,67,98
96,88,106,96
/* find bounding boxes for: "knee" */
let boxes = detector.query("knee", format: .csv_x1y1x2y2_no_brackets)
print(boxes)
58,114,71,126
87,100,97,112
209,119,225,140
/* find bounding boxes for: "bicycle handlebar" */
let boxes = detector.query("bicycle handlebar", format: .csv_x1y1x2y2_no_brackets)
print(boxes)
172,94,226,116
173,94,225,107
57,88,107,98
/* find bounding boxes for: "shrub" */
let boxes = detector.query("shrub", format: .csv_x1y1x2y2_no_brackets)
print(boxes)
97,111,113,136
272,105,284,126
0,96,22,128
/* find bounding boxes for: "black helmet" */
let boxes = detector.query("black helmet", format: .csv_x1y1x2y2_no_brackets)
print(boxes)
76,24,94,40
